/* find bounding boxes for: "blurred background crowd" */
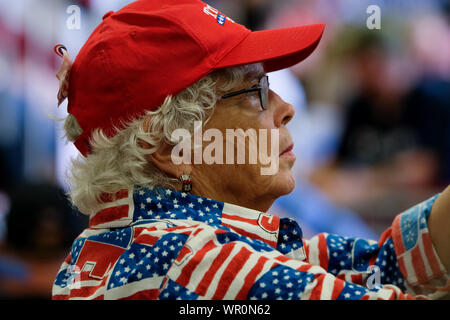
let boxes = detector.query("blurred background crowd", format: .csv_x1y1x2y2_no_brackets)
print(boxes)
0,0,449,299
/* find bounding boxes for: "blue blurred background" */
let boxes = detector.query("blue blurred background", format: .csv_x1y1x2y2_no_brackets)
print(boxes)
0,0,449,299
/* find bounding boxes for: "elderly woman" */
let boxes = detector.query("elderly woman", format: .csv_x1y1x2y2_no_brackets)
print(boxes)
52,0,450,300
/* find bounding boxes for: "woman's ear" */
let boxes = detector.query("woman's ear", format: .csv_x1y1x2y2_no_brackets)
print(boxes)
145,140,191,180
139,114,191,180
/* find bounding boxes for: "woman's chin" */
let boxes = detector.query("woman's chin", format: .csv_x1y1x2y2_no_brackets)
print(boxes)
285,172,296,194
273,169,296,197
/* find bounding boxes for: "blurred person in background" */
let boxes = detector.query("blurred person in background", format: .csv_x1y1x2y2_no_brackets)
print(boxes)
0,182,86,299
407,12,450,183
309,21,450,234
268,68,377,239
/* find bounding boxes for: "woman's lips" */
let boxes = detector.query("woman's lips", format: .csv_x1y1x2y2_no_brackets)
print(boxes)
280,143,295,159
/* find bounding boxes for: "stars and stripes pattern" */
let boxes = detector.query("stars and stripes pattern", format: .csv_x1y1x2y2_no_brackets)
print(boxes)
391,195,450,296
53,187,449,300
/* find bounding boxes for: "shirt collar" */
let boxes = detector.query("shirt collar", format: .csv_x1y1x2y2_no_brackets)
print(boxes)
89,186,305,259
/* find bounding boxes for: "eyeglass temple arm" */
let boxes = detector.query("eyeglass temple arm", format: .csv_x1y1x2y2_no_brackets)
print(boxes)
221,87,260,99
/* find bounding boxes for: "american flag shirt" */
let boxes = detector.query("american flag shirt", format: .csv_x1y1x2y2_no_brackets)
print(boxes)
52,187,449,300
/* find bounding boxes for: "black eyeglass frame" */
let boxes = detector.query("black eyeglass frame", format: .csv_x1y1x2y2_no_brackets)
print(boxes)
220,75,269,110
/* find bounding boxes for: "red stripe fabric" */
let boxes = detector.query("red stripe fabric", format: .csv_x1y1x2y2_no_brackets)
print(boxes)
195,242,236,296
309,274,325,300
177,239,217,287
212,246,253,299
411,245,428,284
331,278,345,300
421,232,444,278
351,274,363,285
391,215,406,255
222,213,258,226
235,255,269,300
318,234,329,270
89,204,129,227
99,189,129,203
397,256,409,280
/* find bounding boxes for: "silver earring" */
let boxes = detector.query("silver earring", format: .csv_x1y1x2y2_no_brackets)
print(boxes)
179,174,192,192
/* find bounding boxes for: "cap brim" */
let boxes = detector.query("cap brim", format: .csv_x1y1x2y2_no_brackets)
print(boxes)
214,23,325,73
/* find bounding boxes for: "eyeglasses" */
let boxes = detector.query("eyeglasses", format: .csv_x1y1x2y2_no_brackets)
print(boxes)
220,75,269,110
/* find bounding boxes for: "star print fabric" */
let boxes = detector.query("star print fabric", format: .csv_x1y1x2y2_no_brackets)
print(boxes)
52,187,449,300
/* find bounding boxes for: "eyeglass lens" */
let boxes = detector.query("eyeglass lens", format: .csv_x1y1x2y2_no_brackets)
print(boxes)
260,75,269,109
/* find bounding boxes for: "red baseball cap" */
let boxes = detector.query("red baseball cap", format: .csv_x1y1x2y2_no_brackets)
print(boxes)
65,0,325,156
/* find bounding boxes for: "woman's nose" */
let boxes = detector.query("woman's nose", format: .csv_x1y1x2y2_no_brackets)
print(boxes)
270,89,295,127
